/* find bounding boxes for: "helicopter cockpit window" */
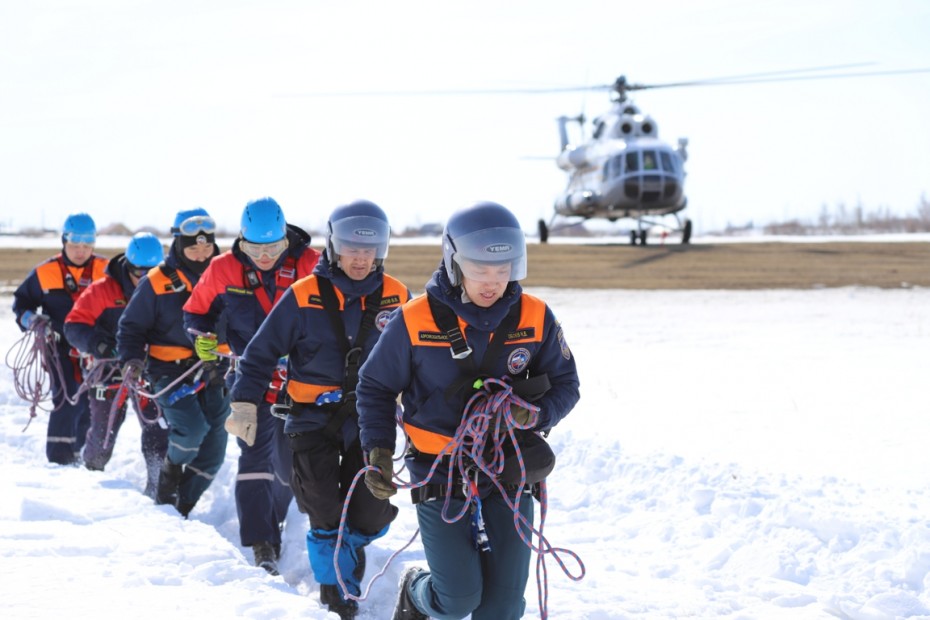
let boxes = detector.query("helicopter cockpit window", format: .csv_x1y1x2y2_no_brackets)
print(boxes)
643,151,657,170
625,151,639,172
660,151,674,172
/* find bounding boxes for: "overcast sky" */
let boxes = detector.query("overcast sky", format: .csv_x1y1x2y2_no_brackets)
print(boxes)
2,0,929,236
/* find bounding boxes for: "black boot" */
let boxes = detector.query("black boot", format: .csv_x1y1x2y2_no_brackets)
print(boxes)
253,542,280,576
392,567,428,620
154,457,182,506
320,584,358,619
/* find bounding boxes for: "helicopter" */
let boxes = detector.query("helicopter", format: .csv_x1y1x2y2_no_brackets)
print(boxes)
543,75,691,246
293,64,930,245
536,65,930,245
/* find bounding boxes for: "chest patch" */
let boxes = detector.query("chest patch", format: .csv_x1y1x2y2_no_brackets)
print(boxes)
376,309,393,332
507,347,531,374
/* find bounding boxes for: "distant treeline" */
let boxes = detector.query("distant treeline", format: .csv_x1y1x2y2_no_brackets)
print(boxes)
745,194,930,236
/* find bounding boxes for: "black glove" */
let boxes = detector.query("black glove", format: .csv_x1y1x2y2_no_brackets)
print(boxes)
95,339,118,358
121,359,144,381
364,447,397,500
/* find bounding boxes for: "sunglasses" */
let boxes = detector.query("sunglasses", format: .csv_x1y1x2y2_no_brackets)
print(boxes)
172,215,216,236
240,238,288,261
127,266,149,279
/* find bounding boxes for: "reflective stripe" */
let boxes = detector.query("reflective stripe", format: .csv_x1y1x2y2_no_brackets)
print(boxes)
287,380,341,403
403,422,457,456
149,345,194,362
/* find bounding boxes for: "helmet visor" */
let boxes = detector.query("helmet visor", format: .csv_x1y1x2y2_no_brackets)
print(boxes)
240,238,288,261
63,231,96,245
450,226,526,282
173,215,216,236
330,215,390,260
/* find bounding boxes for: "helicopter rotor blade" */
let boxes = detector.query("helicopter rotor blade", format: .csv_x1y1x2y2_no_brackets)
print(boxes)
632,64,930,91
281,63,930,98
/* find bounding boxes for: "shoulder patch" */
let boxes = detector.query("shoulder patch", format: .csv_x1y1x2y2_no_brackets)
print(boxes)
557,321,571,360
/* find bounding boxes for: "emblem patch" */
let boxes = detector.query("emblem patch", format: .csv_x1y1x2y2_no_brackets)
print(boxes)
507,347,531,374
557,323,571,360
376,310,393,332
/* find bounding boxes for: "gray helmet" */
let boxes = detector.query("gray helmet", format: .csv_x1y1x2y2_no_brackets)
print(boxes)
442,201,527,286
326,200,391,265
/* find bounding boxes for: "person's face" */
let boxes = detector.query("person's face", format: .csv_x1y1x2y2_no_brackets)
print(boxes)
64,242,94,266
182,242,215,263
338,246,377,281
460,261,511,308
240,238,288,271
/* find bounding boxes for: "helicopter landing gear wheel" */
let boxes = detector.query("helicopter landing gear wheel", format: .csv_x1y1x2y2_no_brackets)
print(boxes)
681,219,692,244
538,219,549,244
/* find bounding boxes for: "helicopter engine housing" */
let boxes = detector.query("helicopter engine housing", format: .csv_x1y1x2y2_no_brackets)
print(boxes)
556,145,592,171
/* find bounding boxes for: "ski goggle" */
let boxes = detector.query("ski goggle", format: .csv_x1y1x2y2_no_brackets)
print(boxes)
172,215,216,236
63,232,96,245
240,238,288,261
127,265,149,279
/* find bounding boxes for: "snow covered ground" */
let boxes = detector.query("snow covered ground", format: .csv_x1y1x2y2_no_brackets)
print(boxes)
2,284,929,619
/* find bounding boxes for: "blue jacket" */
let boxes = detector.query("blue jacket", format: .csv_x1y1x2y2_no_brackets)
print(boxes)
117,241,228,381
230,252,410,443
356,262,580,485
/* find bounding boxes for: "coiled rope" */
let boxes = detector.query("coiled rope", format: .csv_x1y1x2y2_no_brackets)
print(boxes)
334,376,585,619
4,320,66,430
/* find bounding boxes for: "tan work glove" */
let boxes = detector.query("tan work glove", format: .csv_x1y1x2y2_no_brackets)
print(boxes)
510,404,534,427
225,401,258,446
365,447,397,500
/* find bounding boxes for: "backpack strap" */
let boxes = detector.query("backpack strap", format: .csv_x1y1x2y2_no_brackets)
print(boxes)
316,277,384,440
56,256,96,301
159,265,188,292
426,293,522,403
242,255,298,315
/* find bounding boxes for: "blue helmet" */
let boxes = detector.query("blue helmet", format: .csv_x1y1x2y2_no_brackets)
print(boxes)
442,201,527,286
326,200,391,264
62,212,97,245
240,197,287,243
125,232,165,268
171,207,215,237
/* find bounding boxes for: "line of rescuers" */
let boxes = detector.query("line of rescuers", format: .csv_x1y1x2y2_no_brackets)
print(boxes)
25,197,579,620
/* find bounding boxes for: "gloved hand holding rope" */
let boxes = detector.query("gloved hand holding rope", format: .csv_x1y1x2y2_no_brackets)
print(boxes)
341,375,584,619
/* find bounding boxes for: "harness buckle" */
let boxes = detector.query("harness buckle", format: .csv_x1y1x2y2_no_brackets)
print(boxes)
95,385,107,401
270,403,291,420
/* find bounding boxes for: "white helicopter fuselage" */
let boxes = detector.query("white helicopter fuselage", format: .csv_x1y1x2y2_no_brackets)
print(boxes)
555,137,687,220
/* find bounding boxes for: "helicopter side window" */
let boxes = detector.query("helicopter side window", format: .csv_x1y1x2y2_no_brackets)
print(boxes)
625,151,639,172
643,151,657,170
593,121,606,140
660,151,673,172
611,155,624,178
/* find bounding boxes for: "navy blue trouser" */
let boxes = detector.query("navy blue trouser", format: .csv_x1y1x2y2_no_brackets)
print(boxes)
408,492,534,620
234,402,293,547
84,389,168,495
154,377,230,509
289,432,397,600
46,352,89,465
